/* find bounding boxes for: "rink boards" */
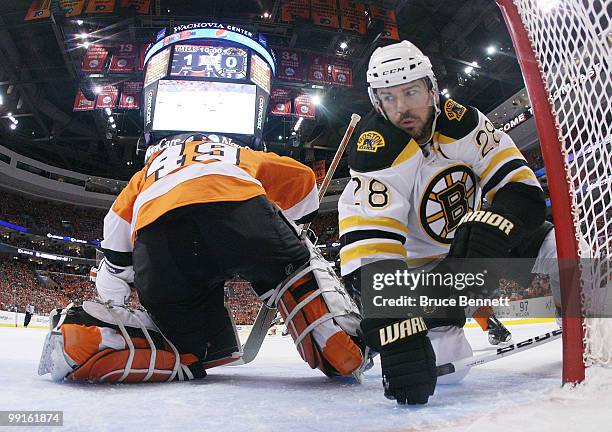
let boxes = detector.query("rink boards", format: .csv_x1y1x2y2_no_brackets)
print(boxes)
0,310,49,328
1,295,557,330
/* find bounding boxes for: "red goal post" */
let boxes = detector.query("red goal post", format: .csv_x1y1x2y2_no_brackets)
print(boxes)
496,0,611,383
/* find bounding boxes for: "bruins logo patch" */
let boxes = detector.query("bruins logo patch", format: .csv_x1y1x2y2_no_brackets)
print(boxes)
419,165,478,244
356,131,385,153
444,99,467,122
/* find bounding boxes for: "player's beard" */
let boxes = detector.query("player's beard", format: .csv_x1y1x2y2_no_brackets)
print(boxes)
400,106,435,144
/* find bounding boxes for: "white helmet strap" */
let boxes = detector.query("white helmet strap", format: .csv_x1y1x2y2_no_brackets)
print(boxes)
368,86,387,120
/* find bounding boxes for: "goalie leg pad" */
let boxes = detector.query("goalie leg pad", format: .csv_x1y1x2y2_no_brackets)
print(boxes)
263,237,365,377
38,302,202,383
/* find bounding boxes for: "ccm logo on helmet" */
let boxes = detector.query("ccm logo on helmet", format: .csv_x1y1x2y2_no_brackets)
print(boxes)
459,210,514,236
382,67,405,75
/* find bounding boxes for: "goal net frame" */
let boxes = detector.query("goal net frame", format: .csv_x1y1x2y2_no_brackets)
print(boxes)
496,0,610,383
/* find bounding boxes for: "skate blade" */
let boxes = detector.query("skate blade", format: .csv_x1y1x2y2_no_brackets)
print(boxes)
489,337,513,347
352,370,364,384
351,348,376,384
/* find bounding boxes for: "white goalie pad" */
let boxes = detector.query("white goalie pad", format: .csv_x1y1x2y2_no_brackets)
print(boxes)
306,236,362,337
82,301,158,332
265,236,362,338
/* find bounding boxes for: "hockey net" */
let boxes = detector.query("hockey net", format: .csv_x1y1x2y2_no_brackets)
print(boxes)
497,0,611,382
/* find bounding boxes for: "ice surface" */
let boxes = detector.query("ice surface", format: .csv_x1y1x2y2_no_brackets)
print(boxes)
1,323,611,432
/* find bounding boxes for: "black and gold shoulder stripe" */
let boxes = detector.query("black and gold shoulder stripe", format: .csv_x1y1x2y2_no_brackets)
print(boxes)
349,111,414,172
436,99,479,142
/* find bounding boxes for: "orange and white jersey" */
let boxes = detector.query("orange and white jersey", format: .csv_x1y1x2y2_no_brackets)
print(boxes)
102,134,318,254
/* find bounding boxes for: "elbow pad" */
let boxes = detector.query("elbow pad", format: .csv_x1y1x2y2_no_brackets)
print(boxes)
490,183,546,233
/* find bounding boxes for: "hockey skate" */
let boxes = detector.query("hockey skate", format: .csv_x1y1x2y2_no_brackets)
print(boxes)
38,331,76,381
487,316,512,345
351,346,378,383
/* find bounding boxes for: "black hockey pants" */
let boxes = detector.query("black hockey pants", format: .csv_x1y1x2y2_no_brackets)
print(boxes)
133,196,310,360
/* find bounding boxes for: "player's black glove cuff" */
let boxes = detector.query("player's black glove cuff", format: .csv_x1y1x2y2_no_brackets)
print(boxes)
449,210,523,258
360,317,437,405
342,271,362,309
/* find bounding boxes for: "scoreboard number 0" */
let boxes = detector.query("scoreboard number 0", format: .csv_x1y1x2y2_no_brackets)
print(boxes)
172,45,247,79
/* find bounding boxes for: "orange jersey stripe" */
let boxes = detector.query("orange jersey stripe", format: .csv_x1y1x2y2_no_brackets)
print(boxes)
134,174,265,236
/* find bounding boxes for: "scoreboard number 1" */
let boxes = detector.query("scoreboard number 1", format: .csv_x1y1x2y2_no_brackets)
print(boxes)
171,45,247,79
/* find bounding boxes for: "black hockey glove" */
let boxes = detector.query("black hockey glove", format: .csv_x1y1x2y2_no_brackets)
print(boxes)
360,317,437,405
449,210,522,258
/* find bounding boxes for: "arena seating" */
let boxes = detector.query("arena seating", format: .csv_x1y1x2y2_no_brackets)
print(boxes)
0,190,104,240
309,211,339,244
522,147,545,171
224,277,260,325
0,257,263,325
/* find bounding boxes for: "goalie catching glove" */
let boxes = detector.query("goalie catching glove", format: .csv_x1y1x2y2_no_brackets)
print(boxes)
260,236,365,377
95,256,133,305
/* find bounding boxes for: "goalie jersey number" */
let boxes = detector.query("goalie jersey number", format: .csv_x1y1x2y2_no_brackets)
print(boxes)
146,142,240,181
419,165,478,244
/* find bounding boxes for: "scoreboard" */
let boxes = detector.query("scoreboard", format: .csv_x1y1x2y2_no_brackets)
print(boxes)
142,23,276,140
170,45,248,80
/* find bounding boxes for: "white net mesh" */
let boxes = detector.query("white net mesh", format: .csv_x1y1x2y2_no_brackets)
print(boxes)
509,0,611,367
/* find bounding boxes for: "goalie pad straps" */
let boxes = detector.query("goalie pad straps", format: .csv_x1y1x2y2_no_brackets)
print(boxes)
263,239,364,377
48,302,197,383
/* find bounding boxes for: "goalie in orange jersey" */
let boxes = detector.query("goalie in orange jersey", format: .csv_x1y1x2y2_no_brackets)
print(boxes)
39,22,366,383
38,132,365,383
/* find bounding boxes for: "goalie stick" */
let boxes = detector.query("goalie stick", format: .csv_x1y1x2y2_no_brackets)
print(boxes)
436,327,562,377
231,113,362,366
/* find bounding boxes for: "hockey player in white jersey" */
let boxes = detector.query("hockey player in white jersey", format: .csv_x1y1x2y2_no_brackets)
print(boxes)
339,41,551,404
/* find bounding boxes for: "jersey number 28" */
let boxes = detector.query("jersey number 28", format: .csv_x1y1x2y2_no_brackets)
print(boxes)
351,176,389,208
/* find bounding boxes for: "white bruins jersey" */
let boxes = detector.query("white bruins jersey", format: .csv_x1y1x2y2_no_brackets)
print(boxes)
338,99,541,276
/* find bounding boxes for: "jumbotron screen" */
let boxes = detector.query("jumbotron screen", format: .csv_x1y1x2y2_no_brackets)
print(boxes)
170,44,248,80
151,79,257,135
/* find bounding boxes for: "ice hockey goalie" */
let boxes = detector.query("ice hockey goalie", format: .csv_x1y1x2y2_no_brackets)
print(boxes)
37,132,366,383
37,23,366,383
